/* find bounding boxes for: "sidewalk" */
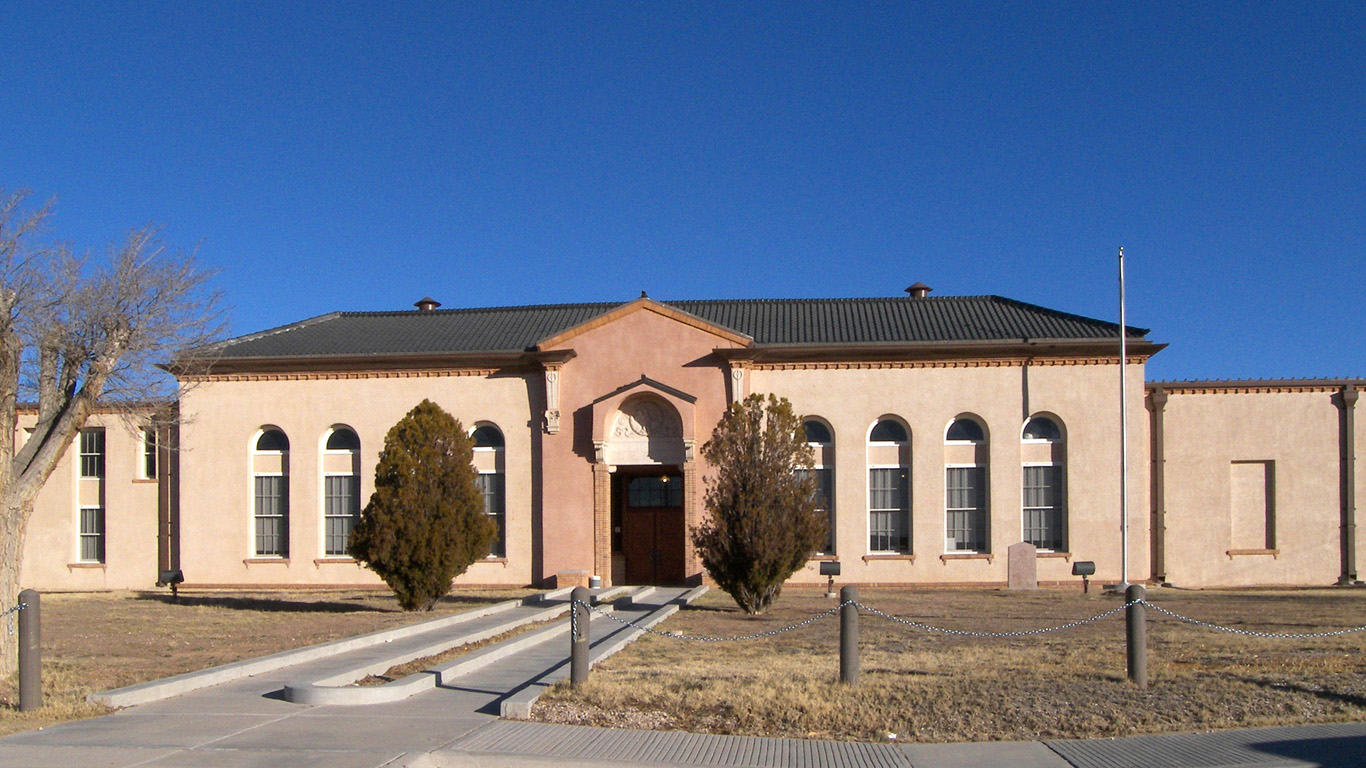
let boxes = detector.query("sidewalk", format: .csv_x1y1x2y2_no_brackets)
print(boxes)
1,586,1363,768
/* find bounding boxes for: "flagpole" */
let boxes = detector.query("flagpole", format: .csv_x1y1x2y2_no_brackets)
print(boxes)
1118,246,1129,588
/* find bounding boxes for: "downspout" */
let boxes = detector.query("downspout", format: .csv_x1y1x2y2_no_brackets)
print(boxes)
1338,384,1359,585
1147,388,1168,584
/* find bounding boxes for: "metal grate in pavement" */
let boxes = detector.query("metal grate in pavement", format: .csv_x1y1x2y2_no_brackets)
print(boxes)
451,720,911,767
1046,722,1366,768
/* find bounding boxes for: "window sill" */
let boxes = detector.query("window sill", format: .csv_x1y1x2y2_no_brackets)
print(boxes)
67,562,106,570
313,557,357,565
243,557,291,565
1037,551,1072,561
809,554,838,562
1226,548,1279,559
476,557,509,566
862,554,915,563
131,478,157,484
940,553,994,564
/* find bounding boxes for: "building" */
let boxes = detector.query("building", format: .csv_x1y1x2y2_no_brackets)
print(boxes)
16,287,1364,591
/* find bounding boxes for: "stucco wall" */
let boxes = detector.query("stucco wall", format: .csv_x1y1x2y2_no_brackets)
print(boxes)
753,360,1151,586
175,371,536,587
538,304,744,584
18,414,162,591
1158,388,1349,587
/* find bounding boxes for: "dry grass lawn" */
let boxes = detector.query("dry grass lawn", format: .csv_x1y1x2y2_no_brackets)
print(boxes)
0,587,533,737
534,586,1366,743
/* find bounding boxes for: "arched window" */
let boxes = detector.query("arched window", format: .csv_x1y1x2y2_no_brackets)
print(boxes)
325,428,361,451
867,418,910,553
1022,416,1062,442
471,423,506,557
471,425,505,449
869,419,908,444
797,419,835,554
945,417,988,552
323,427,361,557
1022,415,1066,551
256,429,289,452
253,428,289,557
945,418,985,443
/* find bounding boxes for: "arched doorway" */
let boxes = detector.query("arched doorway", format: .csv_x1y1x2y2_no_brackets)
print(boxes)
602,395,688,585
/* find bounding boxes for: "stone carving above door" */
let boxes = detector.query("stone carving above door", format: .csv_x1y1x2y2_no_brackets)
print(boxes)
613,398,683,439
604,396,685,466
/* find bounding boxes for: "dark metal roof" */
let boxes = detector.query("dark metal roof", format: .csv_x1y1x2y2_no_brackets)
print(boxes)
206,295,1147,360
669,296,1142,346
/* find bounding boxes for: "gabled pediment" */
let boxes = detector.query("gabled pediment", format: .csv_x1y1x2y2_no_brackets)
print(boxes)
590,375,700,466
535,297,753,351
591,375,698,407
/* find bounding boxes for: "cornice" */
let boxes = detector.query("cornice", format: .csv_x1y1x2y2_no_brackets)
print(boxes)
753,355,1150,371
724,339,1164,367
1149,378,1366,396
175,350,534,379
187,367,504,383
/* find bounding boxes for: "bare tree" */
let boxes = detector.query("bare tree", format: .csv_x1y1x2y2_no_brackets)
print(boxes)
0,189,222,674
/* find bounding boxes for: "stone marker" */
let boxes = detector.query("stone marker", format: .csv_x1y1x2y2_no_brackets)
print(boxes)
1007,541,1037,589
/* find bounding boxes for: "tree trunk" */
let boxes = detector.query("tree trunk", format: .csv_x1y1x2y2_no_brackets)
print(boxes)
0,496,28,677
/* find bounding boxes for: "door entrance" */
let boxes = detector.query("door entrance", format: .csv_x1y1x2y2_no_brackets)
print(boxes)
616,472,686,585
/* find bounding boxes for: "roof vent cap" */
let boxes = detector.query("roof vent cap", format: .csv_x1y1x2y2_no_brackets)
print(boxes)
905,282,932,298
414,297,441,311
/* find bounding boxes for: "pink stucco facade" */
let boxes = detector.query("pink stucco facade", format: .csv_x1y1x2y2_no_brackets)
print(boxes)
14,296,1363,592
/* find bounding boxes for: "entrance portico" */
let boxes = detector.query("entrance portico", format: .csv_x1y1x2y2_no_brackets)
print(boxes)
591,382,702,585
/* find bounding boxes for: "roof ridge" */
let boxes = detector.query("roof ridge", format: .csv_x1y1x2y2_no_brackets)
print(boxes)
337,300,625,318
331,295,1016,317
666,295,994,304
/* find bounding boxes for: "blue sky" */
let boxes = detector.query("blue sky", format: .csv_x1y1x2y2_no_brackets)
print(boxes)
4,2,1363,382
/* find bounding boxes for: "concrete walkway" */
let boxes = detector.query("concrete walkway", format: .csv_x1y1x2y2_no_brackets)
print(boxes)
2,586,1364,768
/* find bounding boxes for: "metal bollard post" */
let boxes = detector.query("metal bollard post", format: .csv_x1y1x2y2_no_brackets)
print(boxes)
840,585,859,685
1125,584,1147,689
18,589,41,711
570,586,589,687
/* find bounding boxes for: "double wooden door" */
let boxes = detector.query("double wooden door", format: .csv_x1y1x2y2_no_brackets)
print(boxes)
620,474,685,585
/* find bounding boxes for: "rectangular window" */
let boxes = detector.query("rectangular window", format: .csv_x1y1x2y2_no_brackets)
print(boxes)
626,476,682,507
80,429,105,478
79,506,105,563
323,475,360,556
796,468,835,554
141,428,158,480
946,466,988,552
1023,465,1065,551
254,475,288,557
869,467,909,553
476,473,506,558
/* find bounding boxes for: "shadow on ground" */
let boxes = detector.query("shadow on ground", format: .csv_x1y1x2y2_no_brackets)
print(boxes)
1241,678,1366,709
134,594,391,612
133,592,521,613
1252,735,1366,767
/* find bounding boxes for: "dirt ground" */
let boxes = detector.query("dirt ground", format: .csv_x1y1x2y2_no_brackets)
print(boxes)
0,587,533,737
533,586,1366,743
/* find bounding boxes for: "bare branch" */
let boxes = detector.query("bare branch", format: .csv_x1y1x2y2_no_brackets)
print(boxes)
2,195,224,678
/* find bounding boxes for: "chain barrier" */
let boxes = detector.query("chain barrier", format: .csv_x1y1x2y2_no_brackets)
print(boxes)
2,601,25,636
1137,600,1366,639
578,599,845,642
856,599,1134,638
573,596,1366,644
